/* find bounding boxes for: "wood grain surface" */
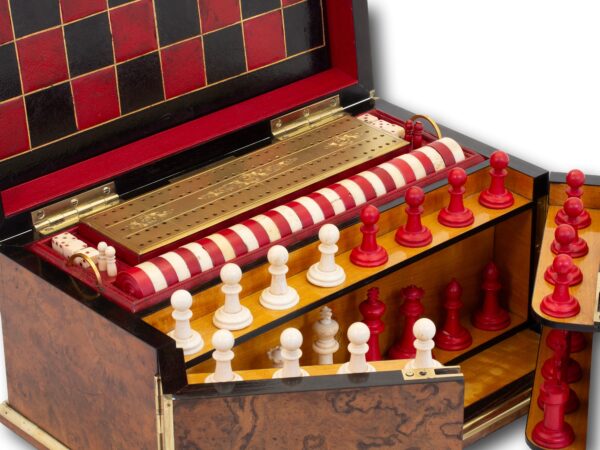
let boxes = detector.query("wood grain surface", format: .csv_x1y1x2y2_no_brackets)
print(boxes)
550,182,600,208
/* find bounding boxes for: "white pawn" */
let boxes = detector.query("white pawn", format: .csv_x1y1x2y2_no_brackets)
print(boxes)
213,263,253,330
405,318,442,370
273,328,309,378
260,245,299,310
312,306,339,365
97,241,108,271
167,290,204,355
337,322,376,374
105,246,117,277
205,330,243,383
307,224,346,287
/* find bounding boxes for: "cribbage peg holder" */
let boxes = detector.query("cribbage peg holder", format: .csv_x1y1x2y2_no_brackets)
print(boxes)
478,151,515,209
540,255,581,318
307,224,346,287
167,290,204,356
312,306,339,365
260,245,299,311
532,382,575,449
213,263,253,331
412,121,424,149
542,330,583,384
395,186,433,248
205,330,242,383
405,318,442,370
547,328,587,353
435,279,472,351
273,328,309,379
359,287,386,361
337,322,376,374
438,167,474,228
546,225,583,285
553,200,589,257
472,261,511,331
388,285,425,360
350,205,388,267
555,169,591,229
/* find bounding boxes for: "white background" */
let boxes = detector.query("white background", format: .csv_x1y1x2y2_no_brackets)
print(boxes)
1,0,599,448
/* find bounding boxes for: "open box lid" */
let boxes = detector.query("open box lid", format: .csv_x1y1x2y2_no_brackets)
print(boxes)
0,0,373,224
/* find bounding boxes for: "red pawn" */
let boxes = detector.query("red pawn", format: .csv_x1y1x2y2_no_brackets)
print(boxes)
540,255,581,318
412,121,423,149
545,225,583,286
350,205,388,267
438,168,474,228
388,285,424,359
405,119,414,148
435,279,472,351
553,199,588,257
359,287,386,361
479,151,515,209
555,170,591,229
532,381,575,449
395,186,433,248
547,329,587,354
472,262,510,331
542,330,582,384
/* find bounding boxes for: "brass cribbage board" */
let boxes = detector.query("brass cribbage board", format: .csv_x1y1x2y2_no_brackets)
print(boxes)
81,115,408,259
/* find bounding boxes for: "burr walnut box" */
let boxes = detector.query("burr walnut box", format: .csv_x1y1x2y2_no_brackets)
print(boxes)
0,1,597,449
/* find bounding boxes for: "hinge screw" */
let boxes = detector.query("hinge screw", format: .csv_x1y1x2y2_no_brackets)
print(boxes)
275,120,282,129
71,199,79,207
303,109,310,118
103,186,111,195
36,210,45,220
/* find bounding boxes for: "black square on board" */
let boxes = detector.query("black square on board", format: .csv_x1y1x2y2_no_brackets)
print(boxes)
241,0,280,19
117,52,164,114
155,0,200,46
65,13,114,77
204,24,246,84
108,0,135,6
25,82,77,147
9,0,61,38
284,0,324,56
0,43,22,102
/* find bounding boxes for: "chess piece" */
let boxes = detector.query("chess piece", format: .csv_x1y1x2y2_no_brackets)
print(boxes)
404,119,414,147
273,328,309,378
540,255,580,318
538,355,580,414
553,204,589,257
350,205,388,267
213,263,253,330
359,287,386,361
167,290,204,356
555,170,591,229
412,121,423,149
260,245,299,310
337,322,376,374
97,241,108,271
547,329,586,354
205,330,243,383
105,246,117,277
542,330,583,384
532,382,575,448
395,186,433,247
307,224,346,287
435,279,472,351
478,151,515,209
472,262,511,331
546,225,584,286
405,318,442,369
438,168,474,228
388,285,425,359
267,346,284,368
312,306,339,365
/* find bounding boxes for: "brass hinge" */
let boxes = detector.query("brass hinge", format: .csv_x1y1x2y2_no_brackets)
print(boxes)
402,365,462,381
31,182,120,235
155,376,174,450
271,95,346,140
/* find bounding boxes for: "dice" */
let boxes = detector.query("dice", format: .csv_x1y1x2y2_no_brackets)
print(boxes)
72,247,100,269
358,113,405,138
51,232,88,258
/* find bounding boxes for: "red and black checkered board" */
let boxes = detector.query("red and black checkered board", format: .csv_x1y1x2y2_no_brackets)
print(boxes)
0,0,326,160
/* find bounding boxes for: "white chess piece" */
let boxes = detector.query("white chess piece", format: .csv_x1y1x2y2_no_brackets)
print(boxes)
312,306,339,364
273,328,309,378
307,224,346,287
97,241,108,271
404,318,442,370
105,246,117,277
260,245,299,310
213,263,253,330
205,330,243,383
167,290,204,355
337,322,376,374
267,346,284,368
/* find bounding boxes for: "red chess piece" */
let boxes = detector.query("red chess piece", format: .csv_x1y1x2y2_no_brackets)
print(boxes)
395,186,433,248
546,225,585,286
350,205,388,267
538,346,579,415
438,168,474,228
388,285,425,359
553,200,589,257
472,262,510,331
405,119,414,148
478,151,515,209
412,121,423,149
359,287,386,361
547,329,586,354
555,170,591,229
435,279,472,351
542,330,583,384
532,381,575,449
541,255,581,318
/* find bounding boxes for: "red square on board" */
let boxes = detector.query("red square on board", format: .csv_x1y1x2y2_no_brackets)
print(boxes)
110,0,158,63
243,10,285,71
0,98,30,159
199,0,240,33
161,38,206,99
72,67,120,130
0,0,13,45
17,28,69,93
60,0,107,23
